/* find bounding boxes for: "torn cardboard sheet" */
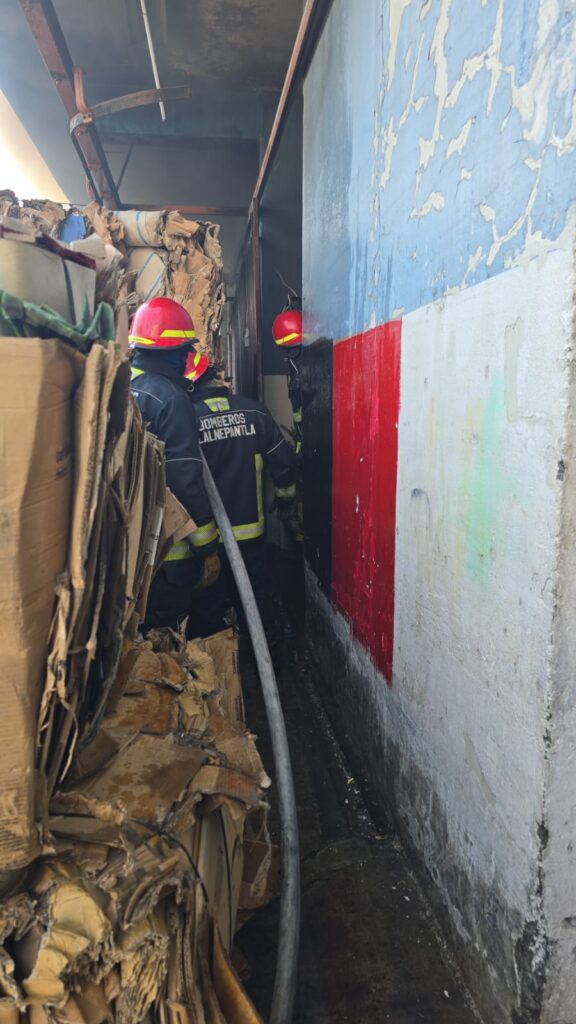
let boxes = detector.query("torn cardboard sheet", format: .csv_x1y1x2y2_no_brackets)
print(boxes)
0,337,81,869
0,320,193,868
0,630,269,1024
83,206,225,364
0,288,267,1021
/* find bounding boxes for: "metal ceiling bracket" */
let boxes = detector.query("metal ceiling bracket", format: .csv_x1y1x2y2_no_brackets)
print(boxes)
70,70,194,134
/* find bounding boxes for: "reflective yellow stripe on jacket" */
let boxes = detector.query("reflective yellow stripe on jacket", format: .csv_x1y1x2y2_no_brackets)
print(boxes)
203,396,231,413
189,519,219,548
164,538,195,561
231,454,264,543
165,521,218,559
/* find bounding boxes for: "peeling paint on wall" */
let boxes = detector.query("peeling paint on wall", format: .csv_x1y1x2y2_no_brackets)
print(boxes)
303,0,576,339
410,190,445,217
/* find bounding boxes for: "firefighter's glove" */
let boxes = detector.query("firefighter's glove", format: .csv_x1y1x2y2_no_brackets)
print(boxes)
195,552,221,590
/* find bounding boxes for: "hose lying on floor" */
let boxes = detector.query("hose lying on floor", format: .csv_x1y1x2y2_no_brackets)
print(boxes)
201,453,301,1024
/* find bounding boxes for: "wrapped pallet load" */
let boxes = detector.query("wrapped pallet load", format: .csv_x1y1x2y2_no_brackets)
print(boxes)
0,224,271,1024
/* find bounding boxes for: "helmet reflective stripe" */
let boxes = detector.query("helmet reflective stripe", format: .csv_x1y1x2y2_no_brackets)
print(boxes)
276,332,300,345
160,329,196,338
128,335,157,345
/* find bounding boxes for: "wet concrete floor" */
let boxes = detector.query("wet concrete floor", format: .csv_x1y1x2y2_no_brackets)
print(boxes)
238,643,480,1024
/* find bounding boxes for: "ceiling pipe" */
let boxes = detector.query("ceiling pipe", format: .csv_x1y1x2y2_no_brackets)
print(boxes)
139,0,166,121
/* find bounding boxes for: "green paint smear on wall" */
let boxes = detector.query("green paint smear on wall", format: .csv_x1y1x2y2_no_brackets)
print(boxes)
466,373,508,582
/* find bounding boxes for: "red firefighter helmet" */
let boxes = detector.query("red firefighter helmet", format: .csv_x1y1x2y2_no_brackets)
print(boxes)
272,308,302,348
185,348,210,382
129,297,196,350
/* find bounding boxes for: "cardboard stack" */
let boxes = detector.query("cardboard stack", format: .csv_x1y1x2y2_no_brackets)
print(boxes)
83,206,225,364
0,196,225,365
0,627,272,1024
0,333,168,873
0,239,271,1023
0,191,66,237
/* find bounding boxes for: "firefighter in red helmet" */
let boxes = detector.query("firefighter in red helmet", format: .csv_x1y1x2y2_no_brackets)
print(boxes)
271,307,303,349
184,347,296,646
272,297,303,461
272,290,304,544
129,297,220,631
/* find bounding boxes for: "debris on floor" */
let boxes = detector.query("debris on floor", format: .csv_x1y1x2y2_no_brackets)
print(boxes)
239,645,481,1024
0,629,273,1024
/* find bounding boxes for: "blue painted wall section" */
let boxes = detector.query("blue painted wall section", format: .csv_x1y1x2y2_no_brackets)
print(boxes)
303,0,576,341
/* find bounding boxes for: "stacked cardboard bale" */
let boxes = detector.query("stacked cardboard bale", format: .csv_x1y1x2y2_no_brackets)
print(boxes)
0,234,271,1024
0,190,66,236
0,196,225,365
0,331,170,874
0,628,271,1024
83,206,225,363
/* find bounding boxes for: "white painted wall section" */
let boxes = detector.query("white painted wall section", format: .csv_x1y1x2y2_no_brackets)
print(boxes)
393,247,575,1015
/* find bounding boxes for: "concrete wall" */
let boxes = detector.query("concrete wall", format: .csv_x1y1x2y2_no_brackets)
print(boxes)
302,1,576,1021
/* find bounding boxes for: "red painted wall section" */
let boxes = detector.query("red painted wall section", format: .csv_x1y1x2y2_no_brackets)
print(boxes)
331,321,402,684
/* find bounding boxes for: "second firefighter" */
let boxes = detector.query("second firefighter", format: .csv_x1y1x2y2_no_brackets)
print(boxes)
185,350,296,642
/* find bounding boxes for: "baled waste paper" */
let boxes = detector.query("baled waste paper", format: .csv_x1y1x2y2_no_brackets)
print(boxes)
0,231,274,1024
82,205,225,366
0,629,272,1024
0,193,225,364
0,325,165,870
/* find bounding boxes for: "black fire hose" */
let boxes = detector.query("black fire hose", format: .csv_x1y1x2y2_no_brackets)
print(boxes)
201,453,300,1024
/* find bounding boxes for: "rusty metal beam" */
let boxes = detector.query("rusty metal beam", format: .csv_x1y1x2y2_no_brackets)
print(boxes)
70,82,194,133
115,145,134,192
19,0,120,207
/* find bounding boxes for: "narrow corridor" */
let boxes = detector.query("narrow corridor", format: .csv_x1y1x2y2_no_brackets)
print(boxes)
238,643,480,1023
